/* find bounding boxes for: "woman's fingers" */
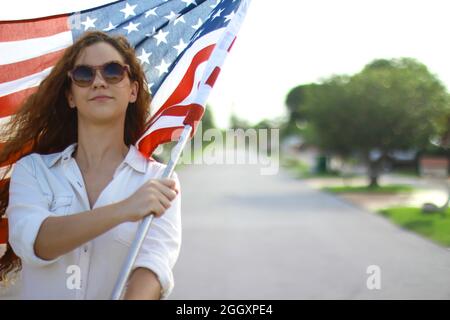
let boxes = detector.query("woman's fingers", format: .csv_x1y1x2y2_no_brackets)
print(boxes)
159,178,179,193
153,180,178,201
150,201,166,217
152,188,172,210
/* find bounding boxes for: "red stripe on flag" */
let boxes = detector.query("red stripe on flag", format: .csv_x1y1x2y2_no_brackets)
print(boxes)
0,140,34,167
228,37,236,52
149,44,216,126
205,66,221,88
0,87,37,118
138,126,185,158
144,104,204,135
139,103,204,157
148,104,202,118
0,49,64,83
0,14,69,42
183,104,204,130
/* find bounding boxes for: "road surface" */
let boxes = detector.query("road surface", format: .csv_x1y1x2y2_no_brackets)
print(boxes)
169,156,450,299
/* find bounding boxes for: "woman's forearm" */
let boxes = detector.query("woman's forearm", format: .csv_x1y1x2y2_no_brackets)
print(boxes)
34,201,128,260
123,267,162,300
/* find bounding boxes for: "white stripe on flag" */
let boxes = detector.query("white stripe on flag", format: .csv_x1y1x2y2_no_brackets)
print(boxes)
0,67,53,97
166,61,207,108
136,115,185,146
0,31,73,65
146,115,186,134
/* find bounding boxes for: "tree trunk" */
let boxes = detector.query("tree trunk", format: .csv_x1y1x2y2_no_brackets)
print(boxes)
369,174,379,188
366,154,381,188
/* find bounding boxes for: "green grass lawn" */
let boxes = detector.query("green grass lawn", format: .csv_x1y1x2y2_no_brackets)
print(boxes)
323,184,415,194
281,157,344,178
378,207,450,247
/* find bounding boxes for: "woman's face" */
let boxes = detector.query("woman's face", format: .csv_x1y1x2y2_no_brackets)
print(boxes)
67,42,138,125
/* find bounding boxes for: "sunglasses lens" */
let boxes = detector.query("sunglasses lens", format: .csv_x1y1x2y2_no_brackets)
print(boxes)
71,65,94,86
102,62,126,83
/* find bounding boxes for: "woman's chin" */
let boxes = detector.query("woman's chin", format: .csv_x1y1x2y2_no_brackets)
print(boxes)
83,109,123,124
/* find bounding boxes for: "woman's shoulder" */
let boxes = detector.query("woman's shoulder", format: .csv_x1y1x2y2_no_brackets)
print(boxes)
9,153,44,178
17,150,63,171
16,144,75,170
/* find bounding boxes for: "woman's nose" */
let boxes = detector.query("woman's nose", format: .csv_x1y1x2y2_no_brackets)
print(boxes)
92,69,108,88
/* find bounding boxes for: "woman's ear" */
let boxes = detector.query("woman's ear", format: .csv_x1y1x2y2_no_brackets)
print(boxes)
66,91,76,109
130,80,139,103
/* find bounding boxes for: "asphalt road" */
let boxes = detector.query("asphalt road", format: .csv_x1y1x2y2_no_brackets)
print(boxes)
169,157,450,299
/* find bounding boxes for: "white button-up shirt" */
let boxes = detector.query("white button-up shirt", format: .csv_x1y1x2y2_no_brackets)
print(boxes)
6,142,182,300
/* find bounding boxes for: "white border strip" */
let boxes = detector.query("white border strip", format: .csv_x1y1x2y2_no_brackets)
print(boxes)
0,0,119,21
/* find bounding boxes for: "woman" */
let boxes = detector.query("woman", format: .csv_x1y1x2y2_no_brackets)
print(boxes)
0,31,181,300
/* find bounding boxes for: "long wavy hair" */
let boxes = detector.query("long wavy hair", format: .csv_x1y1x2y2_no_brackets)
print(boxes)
0,31,152,282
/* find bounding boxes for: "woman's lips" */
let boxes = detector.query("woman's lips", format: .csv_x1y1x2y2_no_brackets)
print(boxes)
90,96,113,101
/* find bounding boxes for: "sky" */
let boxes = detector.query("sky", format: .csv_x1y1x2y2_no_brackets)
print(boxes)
207,0,450,128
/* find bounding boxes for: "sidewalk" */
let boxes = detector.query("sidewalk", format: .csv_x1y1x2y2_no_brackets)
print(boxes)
304,173,449,212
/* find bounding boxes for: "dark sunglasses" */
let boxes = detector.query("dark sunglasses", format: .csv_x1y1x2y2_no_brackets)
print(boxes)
68,61,131,87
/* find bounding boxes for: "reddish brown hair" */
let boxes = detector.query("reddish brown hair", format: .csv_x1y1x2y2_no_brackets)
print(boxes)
0,31,152,281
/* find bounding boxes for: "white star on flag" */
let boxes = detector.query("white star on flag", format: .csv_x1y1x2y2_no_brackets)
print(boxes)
155,59,170,76
212,8,224,20
182,0,197,6
173,38,187,54
224,11,235,23
123,21,140,34
120,2,137,19
192,18,202,30
103,21,117,31
81,16,97,30
137,48,152,64
153,29,169,45
174,15,185,25
145,7,157,18
164,11,177,22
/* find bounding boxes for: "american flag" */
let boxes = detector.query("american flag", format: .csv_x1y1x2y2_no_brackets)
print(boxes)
0,0,250,243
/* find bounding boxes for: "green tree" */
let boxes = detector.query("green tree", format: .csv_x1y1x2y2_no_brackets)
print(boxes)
284,84,318,137
303,58,449,187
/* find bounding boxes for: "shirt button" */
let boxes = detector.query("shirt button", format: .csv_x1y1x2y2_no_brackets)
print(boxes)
83,246,88,253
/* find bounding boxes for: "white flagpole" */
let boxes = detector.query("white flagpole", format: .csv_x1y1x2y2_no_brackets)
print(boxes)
111,125,192,300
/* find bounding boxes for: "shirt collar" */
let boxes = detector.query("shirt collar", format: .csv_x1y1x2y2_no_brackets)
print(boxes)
44,142,147,174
